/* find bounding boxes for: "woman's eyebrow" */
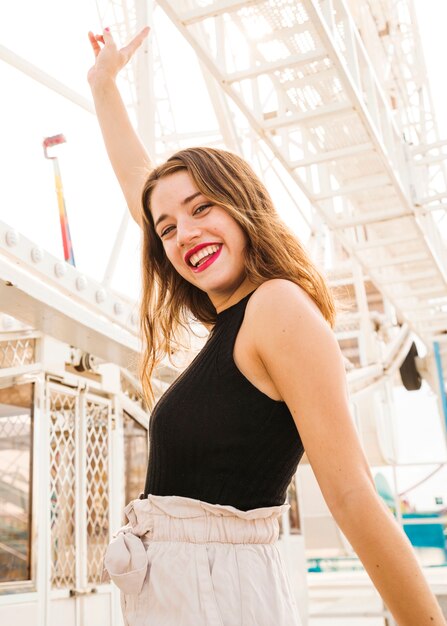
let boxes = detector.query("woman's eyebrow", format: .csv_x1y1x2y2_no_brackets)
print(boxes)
181,191,202,205
154,213,168,229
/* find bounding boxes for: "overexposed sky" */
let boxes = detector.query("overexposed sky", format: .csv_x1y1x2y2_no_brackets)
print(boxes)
0,1,446,510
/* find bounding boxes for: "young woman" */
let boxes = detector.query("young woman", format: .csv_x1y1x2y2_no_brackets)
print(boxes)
88,27,446,626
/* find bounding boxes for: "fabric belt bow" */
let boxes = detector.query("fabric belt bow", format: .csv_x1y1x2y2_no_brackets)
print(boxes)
102,507,151,595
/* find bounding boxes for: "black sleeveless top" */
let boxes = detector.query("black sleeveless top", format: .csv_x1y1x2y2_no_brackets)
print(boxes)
143,289,305,511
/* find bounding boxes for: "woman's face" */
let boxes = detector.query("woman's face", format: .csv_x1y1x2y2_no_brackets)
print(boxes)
150,170,251,303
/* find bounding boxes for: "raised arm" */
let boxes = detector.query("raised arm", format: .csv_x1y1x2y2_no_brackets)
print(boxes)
251,278,446,626
87,27,151,228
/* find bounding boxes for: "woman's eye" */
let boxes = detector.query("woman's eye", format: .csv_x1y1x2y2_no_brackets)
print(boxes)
160,225,175,237
194,203,212,215
159,204,211,237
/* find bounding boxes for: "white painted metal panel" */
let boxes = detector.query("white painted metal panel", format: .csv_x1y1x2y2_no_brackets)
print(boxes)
0,601,41,626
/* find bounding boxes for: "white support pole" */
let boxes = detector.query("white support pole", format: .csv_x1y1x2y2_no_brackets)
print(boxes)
77,388,88,599
352,261,379,367
342,11,361,89
135,0,156,153
102,210,131,288
36,372,50,626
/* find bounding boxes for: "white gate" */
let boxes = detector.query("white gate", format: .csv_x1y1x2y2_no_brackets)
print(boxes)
46,382,114,626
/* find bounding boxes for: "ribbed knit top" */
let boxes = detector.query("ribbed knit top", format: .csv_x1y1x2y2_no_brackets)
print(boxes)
143,289,305,511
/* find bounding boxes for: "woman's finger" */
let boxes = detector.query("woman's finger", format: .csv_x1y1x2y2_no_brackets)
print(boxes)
121,26,150,59
102,27,116,48
88,31,101,57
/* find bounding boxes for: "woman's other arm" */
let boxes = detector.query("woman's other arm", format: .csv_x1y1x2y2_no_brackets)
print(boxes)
87,27,151,228
251,278,446,626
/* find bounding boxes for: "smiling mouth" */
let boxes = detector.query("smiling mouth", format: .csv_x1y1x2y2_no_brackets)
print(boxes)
188,244,222,267
189,244,223,272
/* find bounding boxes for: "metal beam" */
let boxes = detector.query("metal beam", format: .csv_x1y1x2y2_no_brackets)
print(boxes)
224,50,327,83
291,143,373,168
262,102,352,130
377,270,438,285
135,0,156,152
0,44,94,114
180,0,263,24
408,311,447,323
411,139,447,155
330,209,413,229
414,154,447,166
403,302,447,312
0,263,139,367
352,234,420,251
416,191,447,206
314,175,390,201
0,220,138,337
394,287,445,299
416,320,447,332
366,252,429,269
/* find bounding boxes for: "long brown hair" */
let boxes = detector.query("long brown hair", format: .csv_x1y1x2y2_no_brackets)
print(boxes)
139,146,340,407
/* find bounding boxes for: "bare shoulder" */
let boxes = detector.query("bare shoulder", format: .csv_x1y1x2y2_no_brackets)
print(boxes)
246,278,327,332
243,278,336,385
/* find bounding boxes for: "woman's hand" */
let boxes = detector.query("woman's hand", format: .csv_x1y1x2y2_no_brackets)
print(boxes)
87,26,150,86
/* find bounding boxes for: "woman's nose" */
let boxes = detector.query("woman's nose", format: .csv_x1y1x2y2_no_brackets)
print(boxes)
176,220,202,248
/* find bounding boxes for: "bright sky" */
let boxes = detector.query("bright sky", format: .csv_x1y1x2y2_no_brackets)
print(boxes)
0,0,446,511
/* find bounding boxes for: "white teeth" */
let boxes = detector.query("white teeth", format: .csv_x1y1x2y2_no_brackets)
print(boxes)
189,244,220,267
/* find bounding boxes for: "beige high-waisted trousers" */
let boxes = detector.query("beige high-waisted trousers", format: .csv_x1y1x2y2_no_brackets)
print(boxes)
103,494,302,626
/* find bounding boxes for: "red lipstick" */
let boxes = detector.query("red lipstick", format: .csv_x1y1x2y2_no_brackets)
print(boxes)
190,245,223,273
184,242,222,266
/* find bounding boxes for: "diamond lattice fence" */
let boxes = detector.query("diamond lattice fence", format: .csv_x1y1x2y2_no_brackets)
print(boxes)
49,390,76,588
85,399,110,585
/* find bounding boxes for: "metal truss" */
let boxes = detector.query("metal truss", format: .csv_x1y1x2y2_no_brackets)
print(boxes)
156,0,447,340
153,0,447,407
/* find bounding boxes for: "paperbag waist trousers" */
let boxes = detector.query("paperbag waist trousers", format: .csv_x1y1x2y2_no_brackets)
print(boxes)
103,494,302,626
